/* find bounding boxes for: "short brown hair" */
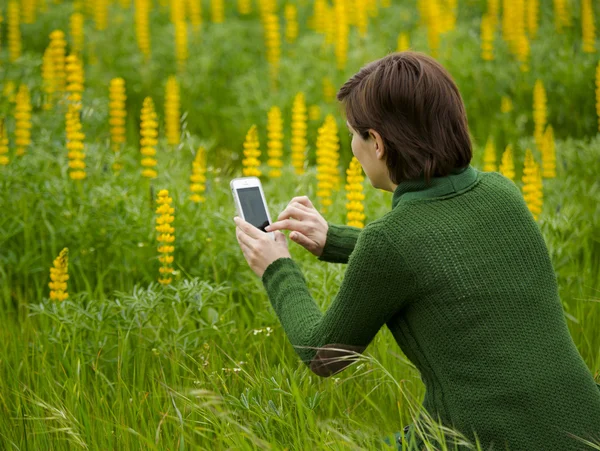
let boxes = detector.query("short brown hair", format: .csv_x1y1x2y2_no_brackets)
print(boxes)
337,51,472,185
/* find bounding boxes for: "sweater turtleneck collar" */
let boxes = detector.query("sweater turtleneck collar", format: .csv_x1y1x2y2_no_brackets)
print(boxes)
391,164,479,209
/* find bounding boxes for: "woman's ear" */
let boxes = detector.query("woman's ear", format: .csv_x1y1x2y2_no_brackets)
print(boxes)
369,129,385,160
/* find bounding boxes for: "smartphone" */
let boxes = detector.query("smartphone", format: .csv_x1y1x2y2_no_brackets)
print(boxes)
230,176,275,240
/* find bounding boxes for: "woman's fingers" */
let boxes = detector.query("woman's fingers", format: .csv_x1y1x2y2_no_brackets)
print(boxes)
289,231,317,253
267,217,308,233
290,196,315,210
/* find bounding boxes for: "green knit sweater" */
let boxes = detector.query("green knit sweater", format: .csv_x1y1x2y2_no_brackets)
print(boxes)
261,164,600,450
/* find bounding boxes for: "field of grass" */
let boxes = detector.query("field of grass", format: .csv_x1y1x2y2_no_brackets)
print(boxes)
1,0,600,449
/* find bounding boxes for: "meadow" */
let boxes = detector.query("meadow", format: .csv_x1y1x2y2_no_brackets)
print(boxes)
1,0,600,449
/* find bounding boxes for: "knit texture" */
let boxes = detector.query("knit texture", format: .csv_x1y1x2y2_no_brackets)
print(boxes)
261,164,600,450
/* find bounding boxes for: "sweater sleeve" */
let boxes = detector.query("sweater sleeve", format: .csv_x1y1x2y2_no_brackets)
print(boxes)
261,224,415,377
317,222,362,264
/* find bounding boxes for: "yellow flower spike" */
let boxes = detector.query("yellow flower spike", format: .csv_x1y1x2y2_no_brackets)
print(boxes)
481,14,494,61
0,120,9,166
334,0,349,71
242,124,262,177
311,0,327,33
188,0,202,33
521,149,543,220
95,0,108,30
170,0,184,24
499,144,515,181
500,96,513,113
266,106,284,179
49,30,67,99
70,12,85,56
190,147,207,203
22,0,36,24
155,190,176,285
263,12,281,88
140,96,158,179
291,92,308,175
65,54,84,112
66,103,87,180
553,0,571,33
135,0,151,60
397,32,410,52
345,156,366,228
14,84,32,157
483,137,497,172
42,46,55,110
8,1,21,62
49,248,69,302
541,126,556,179
582,0,596,53
596,62,600,132
238,0,252,15
486,0,500,30
316,115,340,213
174,20,188,72
308,105,321,122
355,0,368,38
323,77,336,103
533,80,547,150
165,76,181,146
211,0,224,23
527,0,539,39
284,4,298,43
109,78,127,170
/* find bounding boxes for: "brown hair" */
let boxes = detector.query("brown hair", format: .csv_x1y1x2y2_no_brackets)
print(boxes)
337,51,472,185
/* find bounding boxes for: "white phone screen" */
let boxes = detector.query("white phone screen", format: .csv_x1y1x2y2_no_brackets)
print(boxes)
237,187,270,232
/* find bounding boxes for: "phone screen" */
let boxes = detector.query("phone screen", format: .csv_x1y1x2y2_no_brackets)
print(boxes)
237,187,270,232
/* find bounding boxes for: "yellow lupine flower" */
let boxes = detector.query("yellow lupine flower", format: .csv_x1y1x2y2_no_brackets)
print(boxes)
284,4,298,43
170,0,184,23
541,126,556,179
483,137,496,172
242,124,261,177
49,248,69,302
308,105,321,122
175,20,188,72
8,1,21,62
0,120,9,166
527,0,539,39
109,78,127,157
41,46,55,110
190,146,207,203
521,149,543,220
500,96,513,113
581,0,596,53
49,30,67,97
397,32,410,52
22,0,36,24
323,77,336,103
156,189,175,285
238,0,251,15
65,54,84,112
316,115,340,213
481,14,494,61
188,0,202,33
345,156,366,228
266,106,284,179
499,144,515,181
135,0,151,60
596,62,600,131
70,12,85,56
553,0,571,33
355,0,368,38
66,103,87,180
311,0,327,33
263,12,281,87
95,0,108,30
165,76,181,146
291,92,308,175
486,0,500,30
14,84,32,157
334,0,349,70
211,0,224,23
533,79,547,150
140,96,158,179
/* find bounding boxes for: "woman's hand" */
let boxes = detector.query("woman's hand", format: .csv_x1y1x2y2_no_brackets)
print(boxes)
234,216,291,278
264,196,328,257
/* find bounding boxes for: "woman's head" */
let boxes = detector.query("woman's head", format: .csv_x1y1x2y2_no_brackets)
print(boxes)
337,51,472,190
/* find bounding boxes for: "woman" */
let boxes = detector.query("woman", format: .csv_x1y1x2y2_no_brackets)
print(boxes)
233,51,600,450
